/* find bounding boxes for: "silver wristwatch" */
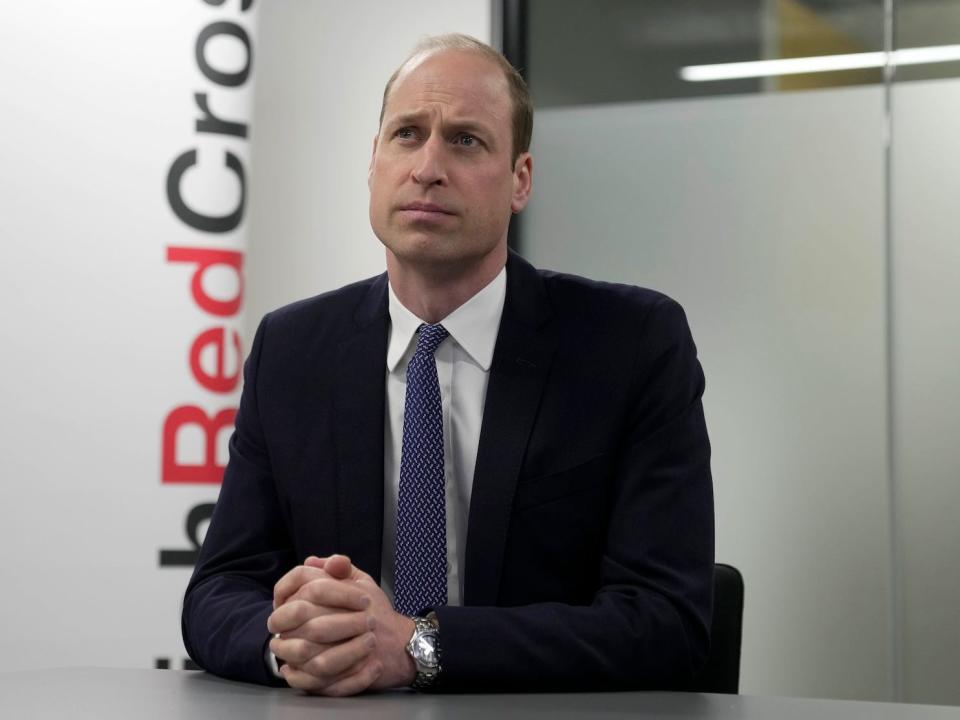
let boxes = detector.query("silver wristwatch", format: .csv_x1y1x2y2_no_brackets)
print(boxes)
405,613,441,689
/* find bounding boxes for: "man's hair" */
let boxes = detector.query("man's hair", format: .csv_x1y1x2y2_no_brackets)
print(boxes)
378,33,533,164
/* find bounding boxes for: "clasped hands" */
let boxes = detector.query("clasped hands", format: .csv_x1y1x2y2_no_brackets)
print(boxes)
267,555,416,696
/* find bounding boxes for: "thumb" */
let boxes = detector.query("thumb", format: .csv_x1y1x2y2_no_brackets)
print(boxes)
320,554,356,580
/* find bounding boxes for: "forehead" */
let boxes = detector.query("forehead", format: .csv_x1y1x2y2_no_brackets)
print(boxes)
384,50,511,131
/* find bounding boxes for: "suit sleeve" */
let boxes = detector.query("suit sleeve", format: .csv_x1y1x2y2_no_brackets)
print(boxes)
433,298,715,691
181,314,294,687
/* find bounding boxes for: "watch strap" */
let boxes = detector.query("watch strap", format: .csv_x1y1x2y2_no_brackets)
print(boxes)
408,614,441,690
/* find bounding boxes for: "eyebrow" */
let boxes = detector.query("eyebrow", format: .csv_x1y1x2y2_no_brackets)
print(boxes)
387,111,497,140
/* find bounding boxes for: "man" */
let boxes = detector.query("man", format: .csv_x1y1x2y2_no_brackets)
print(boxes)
183,34,714,696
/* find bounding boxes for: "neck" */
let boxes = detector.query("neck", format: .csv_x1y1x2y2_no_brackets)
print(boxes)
386,245,507,324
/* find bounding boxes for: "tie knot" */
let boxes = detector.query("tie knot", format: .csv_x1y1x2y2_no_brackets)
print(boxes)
415,323,448,356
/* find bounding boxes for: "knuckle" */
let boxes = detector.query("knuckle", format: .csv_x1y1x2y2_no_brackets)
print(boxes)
304,615,328,636
307,654,330,679
302,616,325,642
304,578,328,602
292,599,314,623
281,603,300,626
286,639,308,664
271,610,290,632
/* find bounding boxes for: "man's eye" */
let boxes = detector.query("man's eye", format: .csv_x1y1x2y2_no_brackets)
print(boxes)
455,134,478,147
395,127,417,140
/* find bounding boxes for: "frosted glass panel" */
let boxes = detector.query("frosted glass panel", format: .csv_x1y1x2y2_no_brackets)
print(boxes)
523,87,891,700
890,78,960,706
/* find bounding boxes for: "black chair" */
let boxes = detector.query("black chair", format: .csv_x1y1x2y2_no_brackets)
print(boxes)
689,563,744,694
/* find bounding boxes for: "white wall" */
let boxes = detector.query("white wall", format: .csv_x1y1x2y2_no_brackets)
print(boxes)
245,1,492,333
0,0,257,671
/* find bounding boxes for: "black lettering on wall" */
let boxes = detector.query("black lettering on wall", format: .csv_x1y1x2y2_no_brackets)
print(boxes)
166,149,246,233
194,93,248,138
195,21,252,88
159,502,216,567
155,657,203,671
202,0,255,10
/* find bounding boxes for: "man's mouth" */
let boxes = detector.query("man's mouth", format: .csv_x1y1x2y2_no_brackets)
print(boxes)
400,202,454,215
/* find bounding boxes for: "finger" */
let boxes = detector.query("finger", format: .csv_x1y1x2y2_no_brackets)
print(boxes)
280,658,380,696
280,610,375,645
296,577,371,611
271,635,326,666
268,599,336,635
317,658,384,697
303,556,327,570
273,565,330,609
281,663,325,693
300,631,376,684
306,555,377,588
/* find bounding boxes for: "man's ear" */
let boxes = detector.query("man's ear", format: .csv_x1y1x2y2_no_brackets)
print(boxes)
368,134,379,188
511,152,533,213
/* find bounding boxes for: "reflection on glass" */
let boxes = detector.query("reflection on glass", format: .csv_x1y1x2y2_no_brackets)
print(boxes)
526,0,960,106
896,0,960,80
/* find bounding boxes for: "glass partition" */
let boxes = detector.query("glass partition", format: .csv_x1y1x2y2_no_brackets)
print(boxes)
511,0,960,704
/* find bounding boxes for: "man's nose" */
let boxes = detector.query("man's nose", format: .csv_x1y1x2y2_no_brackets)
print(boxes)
410,136,448,187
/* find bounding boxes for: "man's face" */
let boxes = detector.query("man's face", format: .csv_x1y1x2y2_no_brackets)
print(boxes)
368,49,531,275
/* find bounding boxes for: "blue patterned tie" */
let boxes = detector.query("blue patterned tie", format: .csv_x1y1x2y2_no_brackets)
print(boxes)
394,323,449,616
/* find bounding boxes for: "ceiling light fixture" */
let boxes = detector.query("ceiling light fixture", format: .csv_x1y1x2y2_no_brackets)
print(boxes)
680,44,960,82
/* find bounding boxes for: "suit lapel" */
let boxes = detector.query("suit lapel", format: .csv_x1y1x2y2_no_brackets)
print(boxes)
333,274,389,584
464,252,558,605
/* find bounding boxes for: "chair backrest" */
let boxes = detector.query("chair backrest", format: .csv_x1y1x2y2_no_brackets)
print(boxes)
689,563,744,694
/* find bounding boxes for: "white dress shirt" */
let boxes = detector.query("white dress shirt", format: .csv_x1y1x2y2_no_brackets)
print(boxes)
381,267,506,607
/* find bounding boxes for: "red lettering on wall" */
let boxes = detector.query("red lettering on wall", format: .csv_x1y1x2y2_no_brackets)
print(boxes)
162,405,237,484
167,246,244,317
189,326,242,393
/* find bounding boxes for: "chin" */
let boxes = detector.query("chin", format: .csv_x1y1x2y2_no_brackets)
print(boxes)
377,223,506,269
391,242,500,278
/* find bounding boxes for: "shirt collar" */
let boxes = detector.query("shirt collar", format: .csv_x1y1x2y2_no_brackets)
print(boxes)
386,266,506,372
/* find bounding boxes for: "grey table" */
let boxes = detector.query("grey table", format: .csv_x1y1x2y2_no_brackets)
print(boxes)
1,668,959,719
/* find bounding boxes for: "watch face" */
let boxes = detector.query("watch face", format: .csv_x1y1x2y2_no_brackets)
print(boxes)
412,632,439,668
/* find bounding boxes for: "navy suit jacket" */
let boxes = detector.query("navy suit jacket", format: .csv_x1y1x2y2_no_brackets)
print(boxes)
182,251,714,691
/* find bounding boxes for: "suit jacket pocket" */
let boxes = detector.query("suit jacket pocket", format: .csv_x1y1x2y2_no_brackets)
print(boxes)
513,453,609,511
